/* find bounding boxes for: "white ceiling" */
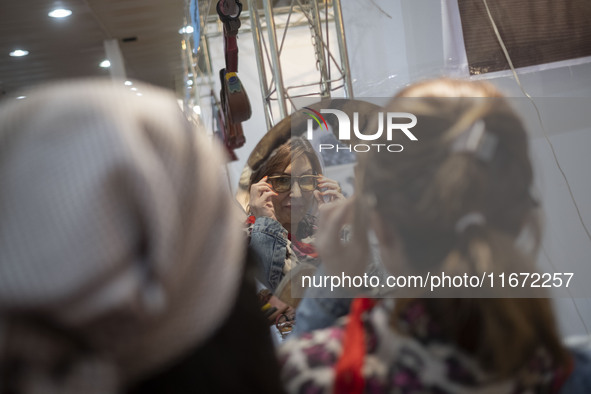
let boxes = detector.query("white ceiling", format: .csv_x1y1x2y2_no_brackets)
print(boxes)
0,0,187,97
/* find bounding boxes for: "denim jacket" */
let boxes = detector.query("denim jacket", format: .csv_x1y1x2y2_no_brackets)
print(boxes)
249,216,290,292
293,278,352,335
249,216,386,337
561,347,591,393
294,241,391,335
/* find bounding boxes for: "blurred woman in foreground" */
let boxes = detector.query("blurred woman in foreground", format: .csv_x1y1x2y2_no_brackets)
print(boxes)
0,79,284,393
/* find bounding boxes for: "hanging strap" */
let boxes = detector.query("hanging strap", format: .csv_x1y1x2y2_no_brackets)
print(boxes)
217,0,242,72
216,0,242,33
216,0,251,151
333,297,377,394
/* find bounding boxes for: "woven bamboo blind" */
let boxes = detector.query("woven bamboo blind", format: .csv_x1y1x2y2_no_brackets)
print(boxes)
458,0,591,75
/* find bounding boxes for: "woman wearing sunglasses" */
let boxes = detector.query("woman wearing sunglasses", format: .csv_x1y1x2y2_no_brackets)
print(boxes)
247,137,344,299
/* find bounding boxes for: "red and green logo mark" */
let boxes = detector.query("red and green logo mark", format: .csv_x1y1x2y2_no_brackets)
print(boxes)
304,107,328,131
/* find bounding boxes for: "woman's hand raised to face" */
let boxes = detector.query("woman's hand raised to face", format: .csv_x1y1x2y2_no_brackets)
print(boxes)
249,176,279,220
313,175,345,207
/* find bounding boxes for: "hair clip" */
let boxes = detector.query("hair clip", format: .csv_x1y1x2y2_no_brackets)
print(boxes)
451,120,498,162
455,212,486,234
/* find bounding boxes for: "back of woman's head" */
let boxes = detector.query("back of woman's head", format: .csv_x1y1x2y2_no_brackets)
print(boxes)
356,78,568,379
361,78,536,271
0,78,258,393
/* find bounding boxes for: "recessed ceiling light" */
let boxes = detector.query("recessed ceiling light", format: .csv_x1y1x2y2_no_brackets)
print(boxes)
136,93,143,97
49,9,72,18
131,87,138,91
124,80,133,86
178,25,194,35
99,60,111,68
10,49,29,57
17,96,27,100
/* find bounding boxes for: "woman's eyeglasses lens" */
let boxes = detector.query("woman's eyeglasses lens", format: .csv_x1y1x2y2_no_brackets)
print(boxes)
268,175,317,193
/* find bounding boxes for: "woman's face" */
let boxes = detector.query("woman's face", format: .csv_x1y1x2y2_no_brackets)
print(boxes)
271,155,315,232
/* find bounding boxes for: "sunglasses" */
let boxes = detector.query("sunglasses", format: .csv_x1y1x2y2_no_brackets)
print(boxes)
267,175,319,193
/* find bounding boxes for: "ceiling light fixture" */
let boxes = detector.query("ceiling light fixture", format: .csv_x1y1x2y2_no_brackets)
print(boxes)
48,9,73,18
124,80,133,86
99,60,111,68
17,96,27,100
10,49,29,57
178,25,194,35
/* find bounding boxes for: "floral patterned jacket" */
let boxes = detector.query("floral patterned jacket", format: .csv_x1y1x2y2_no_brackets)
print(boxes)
279,300,568,394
